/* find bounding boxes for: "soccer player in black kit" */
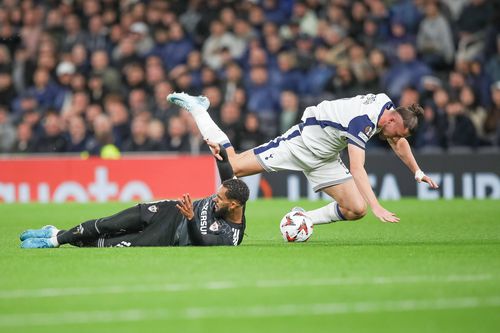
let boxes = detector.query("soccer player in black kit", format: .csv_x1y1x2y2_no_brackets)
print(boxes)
19,145,249,248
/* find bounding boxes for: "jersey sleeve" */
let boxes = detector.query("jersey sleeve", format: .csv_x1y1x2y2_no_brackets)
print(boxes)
345,115,374,150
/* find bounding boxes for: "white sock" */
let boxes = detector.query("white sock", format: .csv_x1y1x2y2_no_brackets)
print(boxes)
190,107,231,147
307,202,346,225
49,236,60,247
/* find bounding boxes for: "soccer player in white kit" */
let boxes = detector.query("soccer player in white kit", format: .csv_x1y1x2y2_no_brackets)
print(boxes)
167,92,438,224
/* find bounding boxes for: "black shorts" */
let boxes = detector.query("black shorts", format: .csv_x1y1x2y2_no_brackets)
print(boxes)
99,200,184,247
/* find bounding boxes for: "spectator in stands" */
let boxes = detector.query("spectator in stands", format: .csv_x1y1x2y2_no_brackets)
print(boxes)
0,67,16,105
61,14,87,53
443,100,478,148
123,63,147,95
245,66,280,138
128,88,150,117
414,104,446,150
129,22,154,57
84,103,103,136
90,50,122,93
165,115,190,152
11,122,36,154
276,51,304,94
104,96,130,147
448,70,467,101
382,19,415,64
348,43,376,89
416,1,455,70
236,112,266,152
147,118,167,152
122,115,156,152
70,43,90,75
304,45,336,96
279,90,301,134
0,106,15,153
326,65,363,98
203,20,241,70
368,48,389,89
202,85,224,122
382,42,432,100
86,114,120,158
460,85,488,145
486,36,500,84
86,14,109,53
36,111,67,153
145,56,166,89
26,68,65,112
219,101,243,148
485,82,500,143
161,22,194,70
66,116,89,153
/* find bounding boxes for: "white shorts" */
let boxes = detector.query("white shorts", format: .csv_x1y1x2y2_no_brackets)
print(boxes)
253,124,352,192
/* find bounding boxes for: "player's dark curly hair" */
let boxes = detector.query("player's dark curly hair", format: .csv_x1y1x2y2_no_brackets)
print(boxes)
222,179,249,206
395,103,424,132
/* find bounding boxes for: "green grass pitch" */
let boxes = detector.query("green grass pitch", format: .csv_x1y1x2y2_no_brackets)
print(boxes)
1,199,499,333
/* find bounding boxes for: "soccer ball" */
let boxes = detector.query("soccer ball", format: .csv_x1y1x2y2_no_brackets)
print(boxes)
279,210,313,242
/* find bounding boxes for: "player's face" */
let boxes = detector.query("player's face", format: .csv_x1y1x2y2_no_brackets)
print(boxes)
213,186,232,218
380,114,410,140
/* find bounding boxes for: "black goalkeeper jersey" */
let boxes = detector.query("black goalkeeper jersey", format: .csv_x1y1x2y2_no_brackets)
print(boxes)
176,196,246,246
137,146,245,247
138,197,245,246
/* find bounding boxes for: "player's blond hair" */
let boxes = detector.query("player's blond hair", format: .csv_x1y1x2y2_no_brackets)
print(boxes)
395,104,424,131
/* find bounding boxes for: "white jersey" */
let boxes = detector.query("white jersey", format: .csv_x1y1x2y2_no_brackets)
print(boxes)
300,93,394,158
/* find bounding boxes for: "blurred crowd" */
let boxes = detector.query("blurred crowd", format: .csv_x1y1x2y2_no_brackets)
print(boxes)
1,0,500,156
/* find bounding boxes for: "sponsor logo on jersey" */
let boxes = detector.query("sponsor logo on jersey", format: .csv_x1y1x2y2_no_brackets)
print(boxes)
199,201,210,234
148,205,158,213
209,222,219,232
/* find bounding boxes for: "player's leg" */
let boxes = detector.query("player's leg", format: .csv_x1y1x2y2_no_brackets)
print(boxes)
167,92,234,152
303,158,367,224
304,181,367,224
54,205,146,247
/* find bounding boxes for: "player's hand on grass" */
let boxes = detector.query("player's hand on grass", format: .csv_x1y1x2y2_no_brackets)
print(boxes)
419,175,439,189
372,205,400,223
176,193,194,220
205,139,222,161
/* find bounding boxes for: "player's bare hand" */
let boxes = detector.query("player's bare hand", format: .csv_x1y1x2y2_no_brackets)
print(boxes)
176,193,194,220
372,205,400,223
205,139,222,161
420,175,439,189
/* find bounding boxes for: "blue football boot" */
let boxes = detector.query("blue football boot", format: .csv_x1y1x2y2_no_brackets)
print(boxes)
20,225,58,241
21,238,57,249
166,92,210,112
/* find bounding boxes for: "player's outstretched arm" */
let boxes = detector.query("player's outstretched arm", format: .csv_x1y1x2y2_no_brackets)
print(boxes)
348,144,400,223
387,137,439,189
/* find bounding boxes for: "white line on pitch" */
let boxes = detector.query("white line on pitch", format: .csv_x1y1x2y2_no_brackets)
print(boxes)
0,274,494,299
1,296,500,327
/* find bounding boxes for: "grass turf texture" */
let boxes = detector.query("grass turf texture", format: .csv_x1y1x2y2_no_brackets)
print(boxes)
1,199,499,333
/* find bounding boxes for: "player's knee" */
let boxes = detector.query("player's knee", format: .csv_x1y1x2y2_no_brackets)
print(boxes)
345,202,367,220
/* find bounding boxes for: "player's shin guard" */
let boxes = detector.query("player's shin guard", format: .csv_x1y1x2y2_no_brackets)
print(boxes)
307,202,346,225
190,108,232,148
